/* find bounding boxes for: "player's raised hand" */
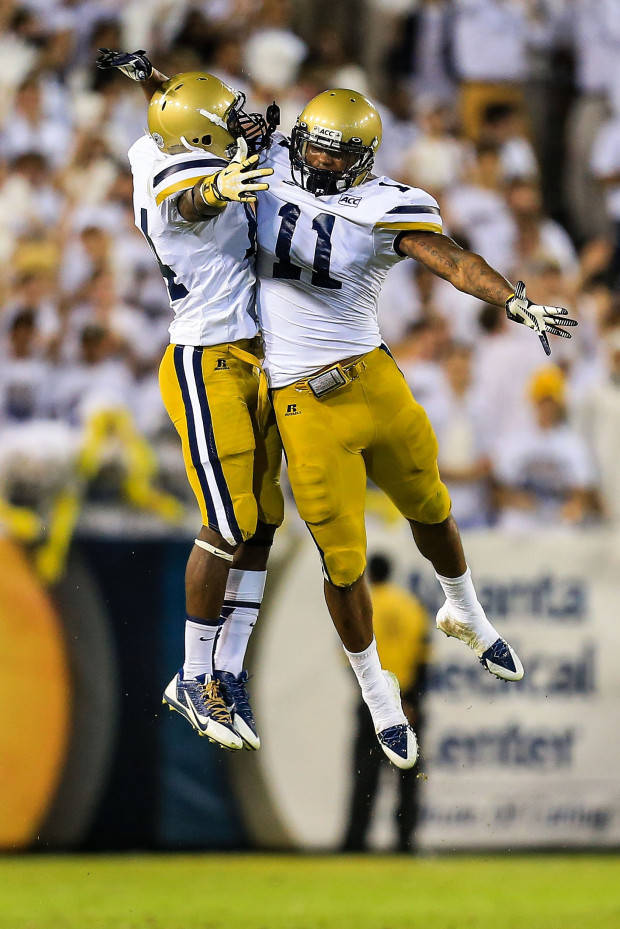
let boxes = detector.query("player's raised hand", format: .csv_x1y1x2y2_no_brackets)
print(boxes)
201,152,273,206
96,48,153,81
505,280,578,356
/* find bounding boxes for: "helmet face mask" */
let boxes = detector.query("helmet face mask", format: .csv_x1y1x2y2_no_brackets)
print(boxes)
226,91,272,157
290,127,374,196
290,89,382,197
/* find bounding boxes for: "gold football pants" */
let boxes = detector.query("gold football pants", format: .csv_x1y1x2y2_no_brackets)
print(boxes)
272,346,450,587
159,341,283,545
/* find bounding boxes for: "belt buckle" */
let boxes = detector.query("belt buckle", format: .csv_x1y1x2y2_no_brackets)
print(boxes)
307,363,348,399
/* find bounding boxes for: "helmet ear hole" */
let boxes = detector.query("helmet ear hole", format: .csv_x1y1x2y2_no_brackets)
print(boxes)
201,134,212,145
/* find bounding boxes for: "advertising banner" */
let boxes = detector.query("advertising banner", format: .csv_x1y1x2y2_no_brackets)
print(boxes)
246,524,620,850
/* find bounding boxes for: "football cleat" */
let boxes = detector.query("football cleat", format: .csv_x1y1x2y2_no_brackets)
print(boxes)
375,671,418,770
480,637,524,682
377,723,418,770
436,602,524,682
162,670,243,750
213,670,260,750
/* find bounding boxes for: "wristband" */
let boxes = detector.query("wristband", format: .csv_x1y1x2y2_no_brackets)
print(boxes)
199,175,227,209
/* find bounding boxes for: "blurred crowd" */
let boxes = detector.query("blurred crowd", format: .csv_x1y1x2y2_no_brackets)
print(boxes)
2,0,620,553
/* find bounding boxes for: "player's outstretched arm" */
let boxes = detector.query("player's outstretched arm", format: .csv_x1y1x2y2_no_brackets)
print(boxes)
398,231,514,304
398,231,577,355
96,48,167,100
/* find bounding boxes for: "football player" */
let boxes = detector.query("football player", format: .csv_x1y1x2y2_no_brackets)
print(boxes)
254,89,576,768
97,52,284,751
252,89,576,768
103,53,577,771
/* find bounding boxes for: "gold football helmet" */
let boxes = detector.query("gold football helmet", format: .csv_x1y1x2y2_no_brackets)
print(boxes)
148,71,276,158
290,88,382,196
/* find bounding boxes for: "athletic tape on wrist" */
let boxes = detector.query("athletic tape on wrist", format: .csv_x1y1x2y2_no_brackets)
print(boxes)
199,176,227,209
194,538,234,562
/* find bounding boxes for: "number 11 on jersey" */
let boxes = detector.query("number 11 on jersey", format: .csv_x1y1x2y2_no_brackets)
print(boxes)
272,204,342,290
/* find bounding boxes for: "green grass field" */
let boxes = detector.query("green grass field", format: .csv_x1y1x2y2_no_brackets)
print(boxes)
0,853,619,929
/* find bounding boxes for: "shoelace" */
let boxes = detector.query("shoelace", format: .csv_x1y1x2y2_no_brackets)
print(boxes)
197,680,231,724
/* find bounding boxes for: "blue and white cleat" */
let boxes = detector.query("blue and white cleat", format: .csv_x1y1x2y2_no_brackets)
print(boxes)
162,669,243,750
214,670,260,750
436,602,524,682
376,671,418,770
377,723,418,770
480,637,524,681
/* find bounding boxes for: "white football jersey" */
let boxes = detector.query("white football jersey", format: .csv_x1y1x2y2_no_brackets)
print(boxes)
256,134,442,387
129,134,258,347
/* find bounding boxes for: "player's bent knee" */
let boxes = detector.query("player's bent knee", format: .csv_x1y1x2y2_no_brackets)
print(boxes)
323,545,366,588
410,482,451,525
232,493,259,542
258,485,284,530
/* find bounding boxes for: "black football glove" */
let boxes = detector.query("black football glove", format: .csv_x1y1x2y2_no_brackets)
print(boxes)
505,280,578,356
96,48,153,82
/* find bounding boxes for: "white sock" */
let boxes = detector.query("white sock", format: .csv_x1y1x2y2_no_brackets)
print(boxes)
435,566,498,649
214,569,267,676
183,618,221,679
344,638,406,732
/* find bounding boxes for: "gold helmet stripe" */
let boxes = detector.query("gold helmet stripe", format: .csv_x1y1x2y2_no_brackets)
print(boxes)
374,221,442,233
198,107,230,131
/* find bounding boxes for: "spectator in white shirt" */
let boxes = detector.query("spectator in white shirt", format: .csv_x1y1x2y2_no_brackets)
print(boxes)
400,98,468,197
501,177,578,279
453,0,553,140
590,95,620,288
434,343,493,528
479,101,539,180
1,76,72,170
0,310,51,424
576,325,620,524
52,323,133,427
493,365,597,530
374,88,420,181
386,0,456,102
443,141,514,274
473,303,549,445
563,0,620,238
393,317,450,426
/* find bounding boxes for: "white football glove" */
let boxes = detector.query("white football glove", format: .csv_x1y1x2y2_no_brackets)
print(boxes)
200,144,273,207
96,48,153,81
505,280,578,356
